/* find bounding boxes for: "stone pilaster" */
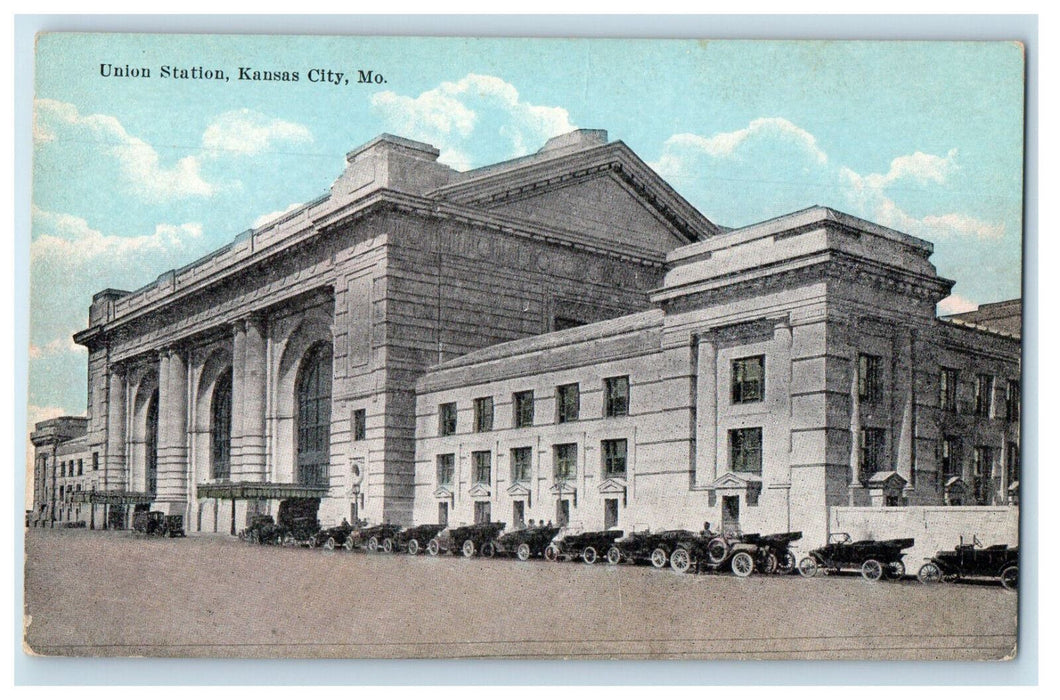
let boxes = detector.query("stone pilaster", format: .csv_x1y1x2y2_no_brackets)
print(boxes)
241,315,268,482
694,334,718,486
156,346,188,510
230,320,247,478
105,368,127,490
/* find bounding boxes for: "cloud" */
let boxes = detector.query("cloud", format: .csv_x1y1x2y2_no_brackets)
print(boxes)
34,98,216,201
201,109,312,157
30,207,203,266
371,73,576,169
863,149,958,189
938,294,979,315
657,118,828,168
29,335,85,359
253,202,304,228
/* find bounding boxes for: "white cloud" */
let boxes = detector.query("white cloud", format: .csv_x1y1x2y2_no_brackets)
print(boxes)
29,335,84,359
938,294,979,315
31,207,203,265
34,98,216,201
658,118,828,167
371,73,576,169
863,149,958,189
201,109,312,157
253,202,304,229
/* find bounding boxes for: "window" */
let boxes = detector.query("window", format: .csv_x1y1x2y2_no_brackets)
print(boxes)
352,409,366,441
473,397,494,432
1005,380,1020,422
474,500,492,525
939,368,958,412
60,461,66,478
973,446,994,504
604,376,630,417
553,443,578,480
940,436,962,480
437,502,448,527
92,452,99,471
436,453,454,486
77,459,83,476
472,451,492,485
513,390,535,428
554,317,584,331
438,402,457,436
211,368,232,481
730,427,763,474
974,374,994,417
556,383,580,423
601,439,628,477
731,356,765,404
858,354,883,403
1006,442,1020,488
295,343,332,488
510,447,532,483
860,427,887,475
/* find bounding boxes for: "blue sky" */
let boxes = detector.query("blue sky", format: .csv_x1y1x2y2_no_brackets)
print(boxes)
28,34,1025,425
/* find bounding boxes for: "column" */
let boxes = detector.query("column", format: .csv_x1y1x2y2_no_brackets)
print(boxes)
156,346,189,512
241,315,268,482
894,327,915,487
230,320,247,479
106,369,127,490
694,335,718,486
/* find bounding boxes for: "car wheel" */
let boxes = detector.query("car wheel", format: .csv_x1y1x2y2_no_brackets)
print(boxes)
283,533,296,547
1001,565,1018,591
917,562,942,584
759,552,778,575
366,536,379,552
343,537,354,551
861,559,883,582
650,548,669,569
323,537,336,551
516,543,532,561
777,552,797,575
249,531,259,545
885,560,905,580
731,552,754,577
797,557,818,578
544,544,560,562
606,546,622,566
707,537,729,564
407,539,420,556
427,539,440,556
462,540,476,558
582,546,598,564
481,542,496,558
382,538,394,554
670,547,692,574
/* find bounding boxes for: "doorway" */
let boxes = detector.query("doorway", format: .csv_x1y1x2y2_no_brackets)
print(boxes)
556,499,570,526
512,500,525,528
722,495,740,534
604,498,619,530
474,500,491,524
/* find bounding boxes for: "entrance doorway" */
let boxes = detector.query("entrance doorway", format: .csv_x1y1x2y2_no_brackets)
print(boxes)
556,499,570,526
438,502,449,526
474,501,491,524
604,498,619,530
512,500,525,528
722,495,740,534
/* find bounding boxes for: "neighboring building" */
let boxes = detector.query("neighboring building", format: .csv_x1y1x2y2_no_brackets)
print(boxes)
30,130,1021,544
942,299,1022,337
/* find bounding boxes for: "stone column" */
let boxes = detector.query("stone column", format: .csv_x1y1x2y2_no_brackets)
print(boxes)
230,320,247,479
106,368,127,490
694,335,718,486
241,315,268,482
156,346,189,512
894,327,915,487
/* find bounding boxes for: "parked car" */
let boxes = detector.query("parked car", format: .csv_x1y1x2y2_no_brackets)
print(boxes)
798,533,914,581
132,511,185,538
917,537,1018,590
493,524,562,561
313,521,356,550
239,514,281,544
346,523,403,552
394,524,447,555
544,527,625,564
275,498,322,547
736,531,802,574
428,522,508,557
667,530,763,577
607,529,698,568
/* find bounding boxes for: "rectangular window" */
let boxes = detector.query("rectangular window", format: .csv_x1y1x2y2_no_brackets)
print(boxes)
77,459,83,476
92,452,99,471
510,446,532,483
556,383,580,423
1006,380,1020,422
513,390,535,428
730,427,763,474
604,376,630,417
472,451,492,485
973,446,994,504
939,368,958,412
473,397,494,432
974,374,994,417
436,453,455,486
351,409,366,441
438,402,457,436
553,443,578,480
60,461,66,478
860,427,887,474
1007,442,1020,487
858,354,883,403
601,439,628,477
731,356,765,404
474,500,492,525
941,436,962,480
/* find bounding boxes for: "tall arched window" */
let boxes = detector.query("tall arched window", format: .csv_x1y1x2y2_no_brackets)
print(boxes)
211,368,233,480
296,342,332,487
146,389,159,494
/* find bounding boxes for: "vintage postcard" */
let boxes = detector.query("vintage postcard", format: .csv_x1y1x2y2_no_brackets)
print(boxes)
24,33,1024,660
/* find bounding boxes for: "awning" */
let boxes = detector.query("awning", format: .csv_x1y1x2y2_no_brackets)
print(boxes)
195,481,330,500
69,490,154,505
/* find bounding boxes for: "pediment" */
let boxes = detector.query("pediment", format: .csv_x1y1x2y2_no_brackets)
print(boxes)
867,471,908,490
1007,480,1019,492
433,486,453,499
710,472,762,490
506,482,532,497
945,476,968,492
468,483,492,498
549,480,577,496
598,477,628,495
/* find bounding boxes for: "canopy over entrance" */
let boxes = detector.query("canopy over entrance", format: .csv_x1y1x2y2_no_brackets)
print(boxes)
196,482,330,501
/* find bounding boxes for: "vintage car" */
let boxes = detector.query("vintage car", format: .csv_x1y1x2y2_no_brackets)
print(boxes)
606,529,698,568
239,514,281,544
917,537,1019,590
667,531,764,577
797,533,914,581
394,524,447,555
493,524,562,561
345,523,403,552
275,498,322,547
737,531,803,574
132,511,185,538
427,522,508,557
313,521,356,550
543,527,625,564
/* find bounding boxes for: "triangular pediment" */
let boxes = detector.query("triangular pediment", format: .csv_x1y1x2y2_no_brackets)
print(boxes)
468,483,492,498
549,481,577,496
598,477,628,495
506,482,531,497
867,471,907,490
945,476,968,491
710,472,762,490
433,486,453,499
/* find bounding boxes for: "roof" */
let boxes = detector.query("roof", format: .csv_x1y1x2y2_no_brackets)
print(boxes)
941,299,1022,338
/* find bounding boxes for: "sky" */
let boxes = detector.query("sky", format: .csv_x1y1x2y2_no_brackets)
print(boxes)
27,34,1025,429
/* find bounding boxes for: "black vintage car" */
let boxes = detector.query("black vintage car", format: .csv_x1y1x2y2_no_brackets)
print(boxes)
737,531,802,574
314,521,356,550
667,531,763,577
394,524,447,555
493,524,562,561
347,523,404,552
917,537,1018,590
544,528,625,564
606,529,698,568
798,533,914,581
275,498,322,547
428,522,508,557
132,511,185,538
239,514,282,544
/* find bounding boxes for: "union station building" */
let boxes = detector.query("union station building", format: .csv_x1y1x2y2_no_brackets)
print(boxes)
30,129,1021,548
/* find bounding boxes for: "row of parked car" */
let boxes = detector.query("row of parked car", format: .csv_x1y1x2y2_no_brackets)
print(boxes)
235,500,1018,589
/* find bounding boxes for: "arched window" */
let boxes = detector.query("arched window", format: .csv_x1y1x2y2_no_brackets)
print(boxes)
146,389,159,494
211,368,233,480
296,342,332,487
